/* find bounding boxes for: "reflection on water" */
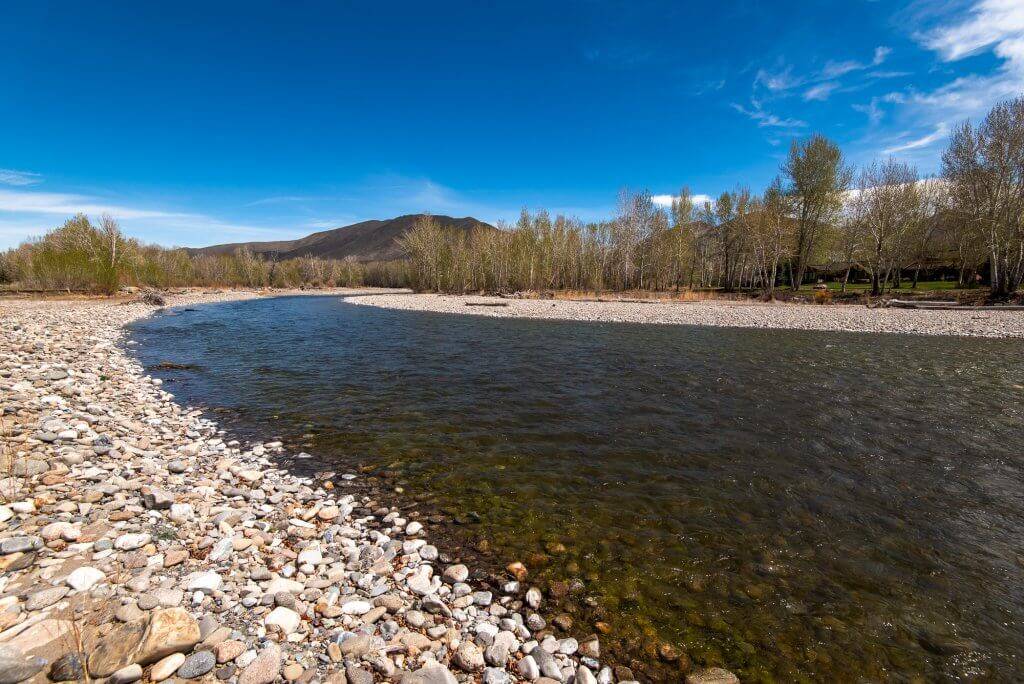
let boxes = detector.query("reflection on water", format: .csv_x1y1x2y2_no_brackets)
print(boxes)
130,295,1024,681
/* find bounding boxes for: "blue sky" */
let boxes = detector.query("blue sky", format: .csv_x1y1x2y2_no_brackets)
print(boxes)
1,0,1022,248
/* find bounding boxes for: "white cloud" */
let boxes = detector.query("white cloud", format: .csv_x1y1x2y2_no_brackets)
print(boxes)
0,169,42,186
804,82,839,101
882,123,950,154
873,46,892,65
651,193,713,208
923,0,1024,62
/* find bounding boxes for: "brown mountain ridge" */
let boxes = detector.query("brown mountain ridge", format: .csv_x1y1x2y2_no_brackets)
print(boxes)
186,214,496,262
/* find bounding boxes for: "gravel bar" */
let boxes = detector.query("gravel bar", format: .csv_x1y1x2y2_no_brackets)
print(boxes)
345,293,1024,338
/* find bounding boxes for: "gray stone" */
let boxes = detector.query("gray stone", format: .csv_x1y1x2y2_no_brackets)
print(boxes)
24,586,69,611
1,537,40,555
0,645,46,684
177,650,216,679
482,667,511,684
49,653,84,682
529,646,562,681
484,630,517,667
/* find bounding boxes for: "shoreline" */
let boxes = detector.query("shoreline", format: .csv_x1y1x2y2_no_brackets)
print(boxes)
344,292,1024,338
0,289,725,684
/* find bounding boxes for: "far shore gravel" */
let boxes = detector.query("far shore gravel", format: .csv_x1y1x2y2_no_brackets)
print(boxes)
345,292,1024,338
2,288,703,684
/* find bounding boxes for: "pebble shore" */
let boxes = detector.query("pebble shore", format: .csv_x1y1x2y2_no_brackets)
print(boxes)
346,293,1024,338
0,290,740,684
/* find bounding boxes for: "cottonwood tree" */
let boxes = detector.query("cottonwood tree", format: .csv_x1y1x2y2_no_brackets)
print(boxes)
670,188,696,290
905,177,947,288
942,96,1024,297
783,134,853,290
749,178,790,298
850,159,920,295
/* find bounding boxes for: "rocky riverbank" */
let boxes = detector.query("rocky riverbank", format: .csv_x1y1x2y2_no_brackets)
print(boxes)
345,293,1024,338
0,290,739,684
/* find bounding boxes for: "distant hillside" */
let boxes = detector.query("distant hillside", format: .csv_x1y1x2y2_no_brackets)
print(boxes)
186,214,496,262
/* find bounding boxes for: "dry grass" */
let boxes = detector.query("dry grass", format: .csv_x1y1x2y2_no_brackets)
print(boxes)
0,415,21,503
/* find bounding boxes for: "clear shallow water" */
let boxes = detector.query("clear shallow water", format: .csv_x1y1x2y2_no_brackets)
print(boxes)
130,295,1024,682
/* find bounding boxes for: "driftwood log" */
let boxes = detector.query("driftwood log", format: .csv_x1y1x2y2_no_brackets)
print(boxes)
465,302,509,307
887,299,1024,311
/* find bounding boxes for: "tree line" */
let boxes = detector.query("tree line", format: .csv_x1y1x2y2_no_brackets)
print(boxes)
402,95,1024,298
3,96,1022,298
0,214,406,293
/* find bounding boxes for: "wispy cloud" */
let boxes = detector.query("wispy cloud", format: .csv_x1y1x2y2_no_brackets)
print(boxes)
804,82,840,101
731,101,807,128
882,123,950,154
0,187,298,249
867,0,1024,160
0,188,191,219
245,195,327,206
0,168,42,186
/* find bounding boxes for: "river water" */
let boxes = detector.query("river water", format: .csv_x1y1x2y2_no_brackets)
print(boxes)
129,295,1024,681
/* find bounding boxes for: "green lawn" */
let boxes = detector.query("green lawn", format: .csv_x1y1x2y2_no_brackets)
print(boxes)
804,280,963,294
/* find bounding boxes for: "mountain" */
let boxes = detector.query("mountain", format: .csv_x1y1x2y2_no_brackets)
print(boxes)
186,214,496,262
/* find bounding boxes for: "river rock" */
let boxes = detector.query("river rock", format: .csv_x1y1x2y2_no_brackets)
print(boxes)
482,668,511,684
24,585,69,610
454,641,485,672
517,655,539,680
264,607,301,635
177,650,216,679
88,621,146,677
411,664,458,684
142,487,174,509
685,668,740,684
485,630,517,667
136,608,201,665
529,646,562,681
443,564,468,584
0,645,46,684
114,533,151,551
150,653,186,682
49,653,85,682
110,663,143,684
237,643,281,684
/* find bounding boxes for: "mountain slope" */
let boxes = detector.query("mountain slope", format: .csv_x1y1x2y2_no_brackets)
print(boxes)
186,214,496,262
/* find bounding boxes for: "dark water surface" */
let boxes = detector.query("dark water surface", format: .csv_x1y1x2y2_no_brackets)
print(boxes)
129,295,1024,682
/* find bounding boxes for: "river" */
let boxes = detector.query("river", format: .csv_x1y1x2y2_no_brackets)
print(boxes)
129,295,1024,681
